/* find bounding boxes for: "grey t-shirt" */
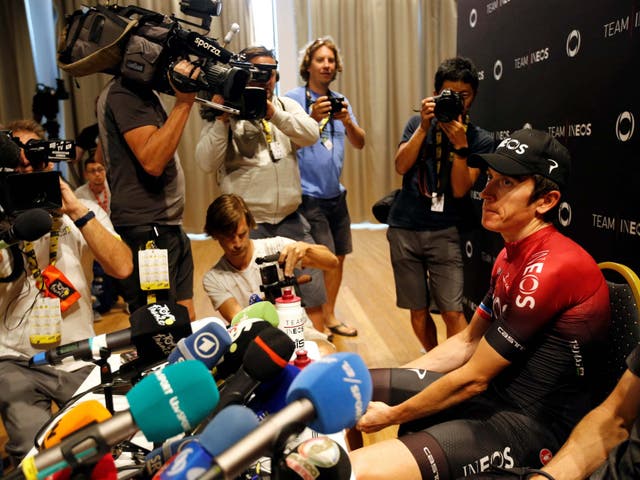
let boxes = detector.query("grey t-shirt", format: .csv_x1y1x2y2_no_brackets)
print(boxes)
98,77,185,227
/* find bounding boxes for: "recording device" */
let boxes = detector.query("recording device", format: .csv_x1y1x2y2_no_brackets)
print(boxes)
329,96,345,115
0,130,75,218
256,252,311,304
7,361,219,480
433,88,464,123
32,79,70,138
0,208,52,250
198,352,372,480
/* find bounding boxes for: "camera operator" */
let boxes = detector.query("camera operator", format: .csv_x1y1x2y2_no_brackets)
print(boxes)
202,194,337,347
97,59,201,320
387,57,494,352
0,120,132,464
284,36,364,339
195,46,330,333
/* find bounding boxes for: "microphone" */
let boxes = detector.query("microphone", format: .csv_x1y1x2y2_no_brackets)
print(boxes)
200,352,372,480
41,400,112,448
0,209,52,249
141,436,198,479
222,23,240,46
230,301,279,327
29,301,192,367
215,326,294,412
192,326,294,434
154,405,259,480
275,436,352,479
168,319,232,369
0,130,20,169
212,319,272,381
247,363,301,419
11,361,220,480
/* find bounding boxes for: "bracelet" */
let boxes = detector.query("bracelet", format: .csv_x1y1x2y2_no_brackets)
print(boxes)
74,210,95,229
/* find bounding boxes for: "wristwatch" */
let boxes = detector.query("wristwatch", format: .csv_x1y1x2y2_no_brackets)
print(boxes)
451,146,470,157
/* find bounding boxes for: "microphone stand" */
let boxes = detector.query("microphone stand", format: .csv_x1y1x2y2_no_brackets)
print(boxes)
94,347,114,414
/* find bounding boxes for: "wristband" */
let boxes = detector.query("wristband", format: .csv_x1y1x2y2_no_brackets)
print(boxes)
74,210,95,229
451,146,470,157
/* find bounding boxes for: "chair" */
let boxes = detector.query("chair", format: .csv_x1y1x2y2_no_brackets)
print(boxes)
598,261,640,395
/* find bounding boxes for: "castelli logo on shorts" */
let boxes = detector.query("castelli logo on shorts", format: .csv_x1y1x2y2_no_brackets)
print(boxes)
539,448,553,465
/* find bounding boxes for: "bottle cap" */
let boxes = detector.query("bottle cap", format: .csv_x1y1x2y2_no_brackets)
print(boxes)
275,286,300,304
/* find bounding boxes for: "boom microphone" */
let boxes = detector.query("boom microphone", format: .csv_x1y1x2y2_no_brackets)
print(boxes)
29,301,192,367
10,361,220,480
0,209,52,249
200,352,372,480
168,319,232,369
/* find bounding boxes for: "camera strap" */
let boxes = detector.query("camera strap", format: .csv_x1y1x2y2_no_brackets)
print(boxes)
305,87,334,137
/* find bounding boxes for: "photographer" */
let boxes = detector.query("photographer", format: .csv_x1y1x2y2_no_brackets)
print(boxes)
387,57,494,352
97,59,201,320
284,36,364,338
195,46,329,333
202,194,337,343
0,120,132,463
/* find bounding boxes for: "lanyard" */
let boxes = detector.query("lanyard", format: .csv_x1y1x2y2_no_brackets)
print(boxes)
23,215,62,290
260,119,274,144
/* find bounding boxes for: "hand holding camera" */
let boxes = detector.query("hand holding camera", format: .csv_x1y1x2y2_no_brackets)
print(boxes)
310,95,345,122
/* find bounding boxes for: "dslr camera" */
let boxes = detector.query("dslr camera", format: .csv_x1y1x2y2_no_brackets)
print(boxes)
433,89,464,123
255,252,307,304
329,96,345,115
0,131,74,218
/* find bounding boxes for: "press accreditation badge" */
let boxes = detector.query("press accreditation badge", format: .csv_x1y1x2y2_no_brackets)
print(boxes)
322,137,333,151
269,141,286,160
29,295,62,348
431,194,445,212
138,248,170,291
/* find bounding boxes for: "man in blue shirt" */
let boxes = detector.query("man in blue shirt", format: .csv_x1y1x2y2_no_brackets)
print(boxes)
285,37,365,337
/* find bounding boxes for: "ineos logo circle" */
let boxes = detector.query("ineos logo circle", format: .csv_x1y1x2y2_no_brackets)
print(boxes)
493,60,503,80
566,29,581,57
465,241,473,258
469,9,478,27
559,202,572,227
616,111,635,142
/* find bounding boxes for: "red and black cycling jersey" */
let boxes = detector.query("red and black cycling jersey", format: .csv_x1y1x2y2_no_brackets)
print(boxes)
476,225,610,437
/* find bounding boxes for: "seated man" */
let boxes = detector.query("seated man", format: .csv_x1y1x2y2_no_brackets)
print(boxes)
0,120,133,463
349,129,611,480
202,194,339,343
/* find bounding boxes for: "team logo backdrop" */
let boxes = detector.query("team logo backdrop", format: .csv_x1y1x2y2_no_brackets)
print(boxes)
458,0,640,317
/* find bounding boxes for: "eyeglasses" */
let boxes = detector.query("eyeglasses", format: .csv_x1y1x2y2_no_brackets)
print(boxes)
86,167,105,174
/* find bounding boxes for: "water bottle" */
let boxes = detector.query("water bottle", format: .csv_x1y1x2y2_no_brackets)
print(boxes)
275,287,305,352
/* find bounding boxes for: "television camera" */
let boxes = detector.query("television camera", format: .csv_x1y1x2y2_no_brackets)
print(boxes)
255,252,311,304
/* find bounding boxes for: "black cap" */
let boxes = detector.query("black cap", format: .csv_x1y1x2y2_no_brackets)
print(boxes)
469,129,571,190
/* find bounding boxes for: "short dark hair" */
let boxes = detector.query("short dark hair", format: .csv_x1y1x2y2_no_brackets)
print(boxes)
298,37,343,83
239,45,277,63
434,57,480,94
204,194,256,238
84,157,101,171
524,174,561,222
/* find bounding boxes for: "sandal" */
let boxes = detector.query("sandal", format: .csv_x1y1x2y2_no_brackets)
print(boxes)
327,322,358,337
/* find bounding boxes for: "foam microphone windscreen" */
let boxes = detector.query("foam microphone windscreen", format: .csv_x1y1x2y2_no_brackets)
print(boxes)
277,437,352,480
285,352,372,434
168,320,232,369
42,400,112,448
0,131,20,169
230,301,279,327
200,405,259,457
13,209,53,242
142,436,198,479
129,301,193,364
49,453,117,480
243,326,295,381
127,360,220,442
213,319,271,380
248,364,301,419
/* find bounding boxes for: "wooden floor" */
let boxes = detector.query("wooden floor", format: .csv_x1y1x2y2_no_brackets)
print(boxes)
1,227,446,459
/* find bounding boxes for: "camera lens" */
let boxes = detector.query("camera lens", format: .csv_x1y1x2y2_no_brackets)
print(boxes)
433,89,463,123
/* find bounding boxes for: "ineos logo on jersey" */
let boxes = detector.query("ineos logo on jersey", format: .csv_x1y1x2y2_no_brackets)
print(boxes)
566,29,581,57
616,111,635,142
497,137,529,155
469,8,478,27
465,241,473,258
194,332,222,358
515,250,549,309
463,446,514,476
493,59,503,80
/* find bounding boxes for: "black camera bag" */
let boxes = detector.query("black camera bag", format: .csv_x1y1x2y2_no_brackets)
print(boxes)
120,16,174,84
57,5,138,77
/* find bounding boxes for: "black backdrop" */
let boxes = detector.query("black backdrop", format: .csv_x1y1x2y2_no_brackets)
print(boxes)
457,0,640,316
